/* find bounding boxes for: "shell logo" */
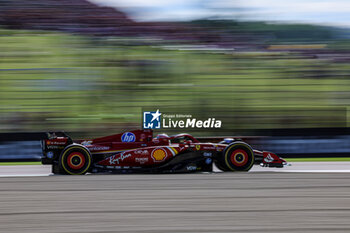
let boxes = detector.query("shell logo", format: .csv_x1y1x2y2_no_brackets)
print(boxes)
151,148,167,162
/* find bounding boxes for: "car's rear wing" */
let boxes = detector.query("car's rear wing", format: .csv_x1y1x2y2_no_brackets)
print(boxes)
41,131,73,151
41,131,74,164
44,131,71,140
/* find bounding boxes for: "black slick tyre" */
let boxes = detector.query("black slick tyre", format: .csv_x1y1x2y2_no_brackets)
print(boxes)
214,160,231,172
52,163,64,175
222,142,255,172
59,144,92,175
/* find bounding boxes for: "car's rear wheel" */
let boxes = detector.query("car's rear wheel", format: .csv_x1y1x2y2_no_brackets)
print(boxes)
52,163,64,175
220,142,255,171
59,144,92,175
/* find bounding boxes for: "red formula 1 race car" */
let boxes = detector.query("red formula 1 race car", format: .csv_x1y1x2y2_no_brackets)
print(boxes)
41,129,288,175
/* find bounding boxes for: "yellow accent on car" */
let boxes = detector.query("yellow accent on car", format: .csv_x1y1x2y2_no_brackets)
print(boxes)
170,147,178,154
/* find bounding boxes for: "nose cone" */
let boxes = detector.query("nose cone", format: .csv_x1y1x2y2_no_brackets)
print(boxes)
262,151,289,167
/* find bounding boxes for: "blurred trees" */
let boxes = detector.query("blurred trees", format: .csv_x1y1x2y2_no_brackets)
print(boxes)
0,21,350,136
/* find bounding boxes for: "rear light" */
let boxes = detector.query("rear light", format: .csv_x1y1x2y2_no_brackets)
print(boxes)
47,151,54,159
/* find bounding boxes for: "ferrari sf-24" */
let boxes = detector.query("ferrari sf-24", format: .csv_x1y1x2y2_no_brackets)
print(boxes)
41,129,288,175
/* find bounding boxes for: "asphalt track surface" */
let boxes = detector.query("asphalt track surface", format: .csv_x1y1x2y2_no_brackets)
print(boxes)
1,163,350,233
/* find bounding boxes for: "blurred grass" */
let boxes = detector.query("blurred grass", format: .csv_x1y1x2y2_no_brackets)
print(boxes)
0,162,41,166
0,28,349,136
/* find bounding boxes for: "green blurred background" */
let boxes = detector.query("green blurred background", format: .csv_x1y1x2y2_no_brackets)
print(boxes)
1,12,350,136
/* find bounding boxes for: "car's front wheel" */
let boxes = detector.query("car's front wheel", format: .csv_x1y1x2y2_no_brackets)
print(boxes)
214,160,230,171
218,142,255,172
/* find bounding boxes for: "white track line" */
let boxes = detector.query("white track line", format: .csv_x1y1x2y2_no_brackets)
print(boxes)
1,162,350,177
271,170,350,173
0,174,50,177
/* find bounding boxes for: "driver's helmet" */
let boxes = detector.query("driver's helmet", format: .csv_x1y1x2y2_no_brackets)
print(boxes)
219,138,235,144
154,133,170,143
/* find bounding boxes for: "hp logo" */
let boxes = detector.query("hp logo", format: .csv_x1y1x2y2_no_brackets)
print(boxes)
121,132,136,142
